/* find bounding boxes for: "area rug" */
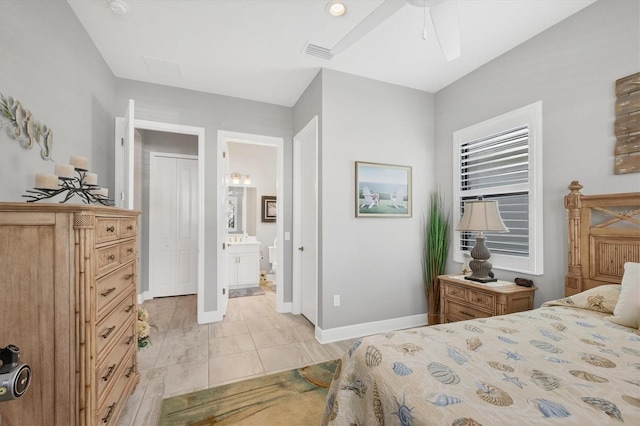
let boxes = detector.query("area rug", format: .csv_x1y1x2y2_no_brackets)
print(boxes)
228,287,265,298
158,359,339,426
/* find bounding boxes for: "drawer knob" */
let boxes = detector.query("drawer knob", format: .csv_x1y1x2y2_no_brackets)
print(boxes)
102,364,116,382
106,226,115,233
460,310,476,318
124,274,134,280
125,304,134,313
127,225,134,231
101,326,116,339
125,336,134,346
100,287,116,298
127,248,134,254
107,254,116,261
102,402,116,424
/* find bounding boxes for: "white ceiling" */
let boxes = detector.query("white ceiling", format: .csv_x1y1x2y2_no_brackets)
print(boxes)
67,0,595,107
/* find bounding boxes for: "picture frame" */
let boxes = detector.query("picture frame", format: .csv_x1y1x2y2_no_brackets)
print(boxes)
261,196,277,222
355,161,412,218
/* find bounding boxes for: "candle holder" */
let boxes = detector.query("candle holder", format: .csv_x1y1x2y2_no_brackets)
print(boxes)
23,170,114,206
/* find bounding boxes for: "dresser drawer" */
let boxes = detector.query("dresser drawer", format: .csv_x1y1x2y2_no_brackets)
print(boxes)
97,318,136,403
444,283,466,301
120,218,137,239
119,240,137,263
97,348,137,426
467,289,495,310
96,245,120,276
97,291,136,355
96,263,135,320
445,300,492,321
96,218,120,244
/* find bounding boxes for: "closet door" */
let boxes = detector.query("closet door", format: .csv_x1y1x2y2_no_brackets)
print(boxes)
150,154,198,297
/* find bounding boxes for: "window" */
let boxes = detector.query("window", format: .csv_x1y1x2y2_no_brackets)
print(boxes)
452,101,543,275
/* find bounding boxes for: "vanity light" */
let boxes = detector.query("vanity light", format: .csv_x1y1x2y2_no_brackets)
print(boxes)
326,1,347,17
243,175,251,185
231,173,240,185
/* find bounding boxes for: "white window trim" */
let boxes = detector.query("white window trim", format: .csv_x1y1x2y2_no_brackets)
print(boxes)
452,101,544,275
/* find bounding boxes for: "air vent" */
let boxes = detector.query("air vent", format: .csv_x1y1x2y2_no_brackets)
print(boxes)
302,42,333,60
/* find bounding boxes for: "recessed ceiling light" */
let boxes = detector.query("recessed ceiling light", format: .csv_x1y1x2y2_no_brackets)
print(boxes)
326,1,347,17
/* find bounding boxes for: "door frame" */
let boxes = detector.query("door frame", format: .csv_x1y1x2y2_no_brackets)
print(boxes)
292,116,319,321
115,116,205,321
149,152,198,298
217,130,286,315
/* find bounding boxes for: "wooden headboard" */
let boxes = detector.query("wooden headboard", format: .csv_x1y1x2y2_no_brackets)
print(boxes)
564,181,640,296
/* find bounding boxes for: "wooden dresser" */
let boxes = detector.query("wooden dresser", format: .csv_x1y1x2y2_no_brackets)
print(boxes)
0,203,141,425
438,274,536,324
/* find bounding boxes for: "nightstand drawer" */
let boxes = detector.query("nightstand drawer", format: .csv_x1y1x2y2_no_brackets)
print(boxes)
445,283,466,301
467,289,495,309
445,300,492,321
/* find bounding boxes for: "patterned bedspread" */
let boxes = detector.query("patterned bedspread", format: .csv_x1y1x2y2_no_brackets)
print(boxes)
322,304,640,425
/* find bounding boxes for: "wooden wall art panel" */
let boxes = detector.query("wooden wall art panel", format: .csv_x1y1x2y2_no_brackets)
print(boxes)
614,72,640,174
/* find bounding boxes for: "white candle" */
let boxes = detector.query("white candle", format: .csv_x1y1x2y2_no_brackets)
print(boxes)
70,155,88,170
92,188,108,198
83,172,98,186
54,163,75,179
35,173,59,190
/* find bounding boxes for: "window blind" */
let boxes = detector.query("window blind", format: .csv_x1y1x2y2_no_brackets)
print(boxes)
459,125,530,258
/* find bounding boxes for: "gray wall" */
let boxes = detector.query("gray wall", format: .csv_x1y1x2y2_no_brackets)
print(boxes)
114,79,293,312
434,0,640,306
0,0,116,201
319,70,435,329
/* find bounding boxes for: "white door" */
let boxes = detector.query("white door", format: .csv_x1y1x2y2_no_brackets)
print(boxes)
294,117,318,325
218,144,230,315
150,154,198,297
114,99,135,208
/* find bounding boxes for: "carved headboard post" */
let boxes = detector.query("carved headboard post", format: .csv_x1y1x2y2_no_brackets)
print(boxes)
564,181,584,294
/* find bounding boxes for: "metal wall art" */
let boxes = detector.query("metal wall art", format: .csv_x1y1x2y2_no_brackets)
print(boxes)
0,93,53,160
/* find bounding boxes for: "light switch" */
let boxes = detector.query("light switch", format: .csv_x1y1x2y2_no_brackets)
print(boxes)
284,232,291,240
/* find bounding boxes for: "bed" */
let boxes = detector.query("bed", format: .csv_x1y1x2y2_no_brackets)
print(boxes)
322,182,640,425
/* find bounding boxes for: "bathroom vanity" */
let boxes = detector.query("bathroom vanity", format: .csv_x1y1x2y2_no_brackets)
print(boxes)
227,241,261,289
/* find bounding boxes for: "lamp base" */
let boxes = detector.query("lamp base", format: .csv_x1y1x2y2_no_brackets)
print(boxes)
467,234,497,283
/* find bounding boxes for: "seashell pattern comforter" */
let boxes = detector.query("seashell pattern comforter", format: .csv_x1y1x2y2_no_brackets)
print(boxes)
322,304,640,425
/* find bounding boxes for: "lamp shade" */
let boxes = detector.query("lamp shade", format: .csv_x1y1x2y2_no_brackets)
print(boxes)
456,200,508,232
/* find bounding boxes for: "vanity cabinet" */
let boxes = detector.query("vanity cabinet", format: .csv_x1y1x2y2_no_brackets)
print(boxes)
227,242,260,288
0,203,140,426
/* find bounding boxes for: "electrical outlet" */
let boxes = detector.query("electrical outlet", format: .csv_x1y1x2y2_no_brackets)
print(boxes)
333,295,340,307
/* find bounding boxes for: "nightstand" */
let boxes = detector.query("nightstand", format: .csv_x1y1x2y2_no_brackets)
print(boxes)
438,274,537,324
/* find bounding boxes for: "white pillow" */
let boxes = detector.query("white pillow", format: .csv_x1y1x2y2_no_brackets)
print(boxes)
608,262,640,328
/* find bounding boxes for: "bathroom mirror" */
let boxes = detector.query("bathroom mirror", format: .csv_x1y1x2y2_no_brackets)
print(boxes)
227,186,257,234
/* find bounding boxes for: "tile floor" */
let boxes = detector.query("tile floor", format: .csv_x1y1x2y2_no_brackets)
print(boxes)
117,285,355,425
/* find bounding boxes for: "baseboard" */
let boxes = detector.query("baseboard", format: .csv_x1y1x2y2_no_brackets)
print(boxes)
314,313,428,344
137,291,152,304
198,309,224,324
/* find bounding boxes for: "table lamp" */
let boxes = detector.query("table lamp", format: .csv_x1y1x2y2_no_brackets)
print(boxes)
456,199,508,283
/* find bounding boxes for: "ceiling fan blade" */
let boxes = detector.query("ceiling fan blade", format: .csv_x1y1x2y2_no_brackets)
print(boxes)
430,0,460,61
331,0,406,56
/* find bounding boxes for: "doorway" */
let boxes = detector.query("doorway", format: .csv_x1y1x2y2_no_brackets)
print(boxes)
115,99,206,321
217,130,285,317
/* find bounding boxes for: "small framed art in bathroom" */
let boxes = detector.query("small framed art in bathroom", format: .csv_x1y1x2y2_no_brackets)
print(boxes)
355,161,412,218
261,196,277,222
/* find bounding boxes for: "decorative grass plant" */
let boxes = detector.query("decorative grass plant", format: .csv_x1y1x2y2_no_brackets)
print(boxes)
423,190,450,325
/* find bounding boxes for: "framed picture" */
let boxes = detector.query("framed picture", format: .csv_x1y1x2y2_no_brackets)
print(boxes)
261,196,277,222
355,161,412,218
